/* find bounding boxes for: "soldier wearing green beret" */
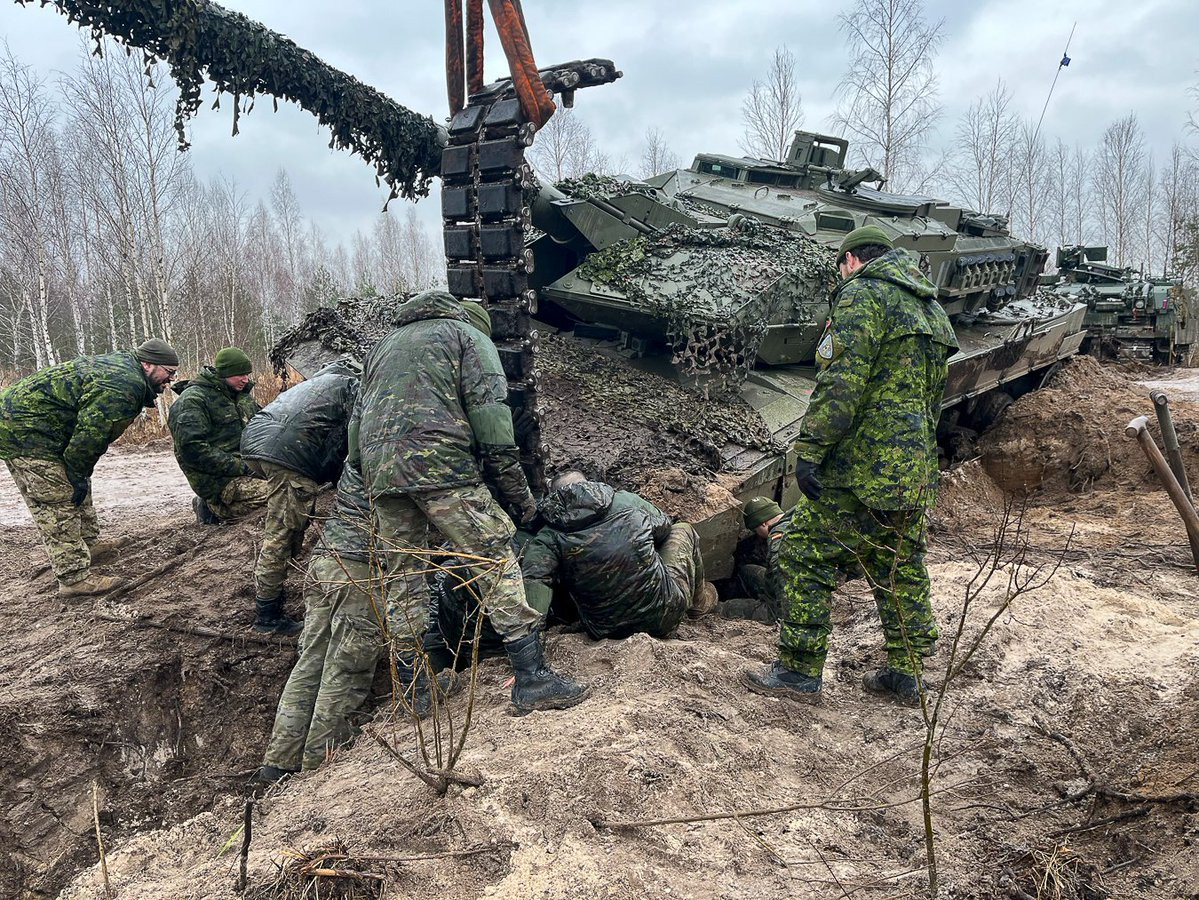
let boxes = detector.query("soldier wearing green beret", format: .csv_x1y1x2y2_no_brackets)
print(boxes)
0,338,180,597
168,346,271,533
742,224,958,706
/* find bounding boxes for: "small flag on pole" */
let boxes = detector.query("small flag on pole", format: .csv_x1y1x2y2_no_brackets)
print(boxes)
1060,54,1071,67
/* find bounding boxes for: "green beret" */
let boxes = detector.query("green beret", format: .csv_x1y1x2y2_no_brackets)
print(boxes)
460,301,492,337
134,338,179,367
837,224,894,262
213,347,253,378
743,496,783,530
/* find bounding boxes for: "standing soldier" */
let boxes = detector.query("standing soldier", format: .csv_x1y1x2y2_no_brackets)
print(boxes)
0,338,179,597
257,461,383,781
742,226,958,706
240,360,359,634
168,347,267,525
352,290,588,715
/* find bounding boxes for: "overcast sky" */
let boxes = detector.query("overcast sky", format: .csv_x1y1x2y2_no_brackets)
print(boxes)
1,0,1196,244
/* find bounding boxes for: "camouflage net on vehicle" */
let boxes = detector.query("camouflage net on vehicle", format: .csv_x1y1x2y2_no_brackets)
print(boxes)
574,217,839,397
16,0,443,200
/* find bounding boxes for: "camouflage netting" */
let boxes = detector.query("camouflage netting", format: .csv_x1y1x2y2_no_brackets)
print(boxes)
269,296,781,492
573,218,838,396
18,0,443,200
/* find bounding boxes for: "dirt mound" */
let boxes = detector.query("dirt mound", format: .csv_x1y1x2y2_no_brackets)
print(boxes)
0,496,309,898
979,355,1199,495
56,530,1199,899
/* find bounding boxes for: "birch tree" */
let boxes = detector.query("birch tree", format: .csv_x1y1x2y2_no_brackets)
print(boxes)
739,46,804,162
1093,113,1148,267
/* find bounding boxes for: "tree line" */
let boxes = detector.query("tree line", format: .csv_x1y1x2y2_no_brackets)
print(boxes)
0,40,442,375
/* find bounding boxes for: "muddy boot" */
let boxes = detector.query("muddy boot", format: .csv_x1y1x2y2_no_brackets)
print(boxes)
255,764,296,785
740,661,822,703
253,596,302,636
393,652,434,719
863,667,924,707
193,496,222,525
58,573,121,599
687,581,719,618
504,629,590,715
86,537,123,562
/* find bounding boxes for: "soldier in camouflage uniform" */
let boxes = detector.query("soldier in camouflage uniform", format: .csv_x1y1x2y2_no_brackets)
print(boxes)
241,360,359,634
257,462,385,781
0,338,179,597
351,290,587,715
742,225,958,707
522,471,717,640
720,497,788,624
167,347,268,526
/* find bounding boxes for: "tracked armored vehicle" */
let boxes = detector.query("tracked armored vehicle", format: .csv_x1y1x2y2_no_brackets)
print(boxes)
1046,245,1196,364
279,130,1087,577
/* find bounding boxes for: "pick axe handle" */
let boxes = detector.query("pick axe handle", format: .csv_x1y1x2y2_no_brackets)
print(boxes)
1126,415,1199,572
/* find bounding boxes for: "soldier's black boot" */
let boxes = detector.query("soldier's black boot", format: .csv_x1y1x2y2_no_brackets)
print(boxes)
504,629,590,715
393,652,434,719
741,660,822,703
255,764,296,785
253,596,303,636
863,667,924,707
422,617,457,674
193,496,221,525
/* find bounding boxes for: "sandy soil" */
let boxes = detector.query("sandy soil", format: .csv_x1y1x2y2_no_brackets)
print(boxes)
2,359,1198,900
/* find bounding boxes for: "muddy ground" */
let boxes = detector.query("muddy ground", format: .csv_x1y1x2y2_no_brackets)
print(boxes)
2,359,1198,899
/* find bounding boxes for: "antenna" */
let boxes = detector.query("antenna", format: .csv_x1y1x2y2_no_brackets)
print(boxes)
1031,22,1077,150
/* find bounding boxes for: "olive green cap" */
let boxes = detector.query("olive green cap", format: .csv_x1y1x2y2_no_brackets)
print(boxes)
743,496,783,530
837,224,894,262
460,301,492,337
134,338,179,367
213,347,253,378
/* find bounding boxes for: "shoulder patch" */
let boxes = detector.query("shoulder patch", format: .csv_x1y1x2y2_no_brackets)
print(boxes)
816,332,835,361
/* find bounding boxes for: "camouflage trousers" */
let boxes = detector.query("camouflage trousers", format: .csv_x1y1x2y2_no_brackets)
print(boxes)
5,457,100,585
208,476,271,520
252,462,320,599
262,554,386,772
778,488,938,677
655,522,705,635
373,483,540,649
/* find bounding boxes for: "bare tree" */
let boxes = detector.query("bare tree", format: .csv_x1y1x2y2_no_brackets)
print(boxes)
739,46,804,162
946,80,1018,214
1011,120,1050,246
831,0,944,192
1156,144,1195,275
530,109,610,182
638,127,679,178
1093,113,1148,267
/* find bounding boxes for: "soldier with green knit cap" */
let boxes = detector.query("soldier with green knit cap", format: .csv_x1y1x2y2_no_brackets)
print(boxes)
0,337,179,597
741,224,958,707
720,496,788,624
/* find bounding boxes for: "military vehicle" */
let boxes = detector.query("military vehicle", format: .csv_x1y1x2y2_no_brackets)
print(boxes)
280,130,1088,577
1047,245,1196,364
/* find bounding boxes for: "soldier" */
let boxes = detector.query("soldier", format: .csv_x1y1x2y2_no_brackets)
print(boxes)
168,347,267,525
240,360,359,635
720,497,788,624
0,338,179,597
351,290,587,715
742,225,958,706
257,462,384,781
521,471,718,640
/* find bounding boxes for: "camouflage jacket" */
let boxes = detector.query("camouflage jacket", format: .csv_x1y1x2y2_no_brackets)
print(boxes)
795,250,958,510
351,291,522,496
521,481,680,640
733,509,791,621
314,462,371,563
241,371,358,484
0,350,156,482
167,367,260,501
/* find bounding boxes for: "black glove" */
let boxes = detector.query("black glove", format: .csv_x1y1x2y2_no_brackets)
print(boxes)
794,459,823,502
70,477,90,507
478,444,536,523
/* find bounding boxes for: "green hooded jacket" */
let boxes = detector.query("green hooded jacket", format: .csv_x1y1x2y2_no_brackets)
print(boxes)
167,367,260,501
0,350,157,482
795,249,958,510
351,290,520,496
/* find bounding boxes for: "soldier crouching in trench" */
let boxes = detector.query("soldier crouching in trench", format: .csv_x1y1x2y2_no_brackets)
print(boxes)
741,225,958,706
0,338,179,597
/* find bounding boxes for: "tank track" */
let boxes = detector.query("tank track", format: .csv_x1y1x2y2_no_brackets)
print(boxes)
440,60,619,493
